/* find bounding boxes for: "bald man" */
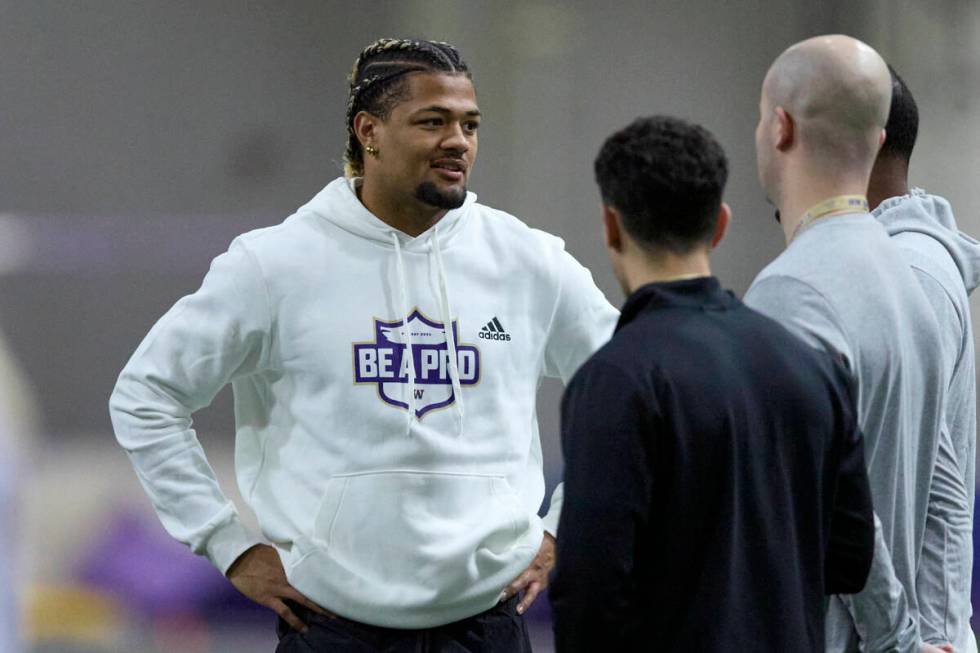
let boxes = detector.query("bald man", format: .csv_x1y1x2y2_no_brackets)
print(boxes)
745,36,952,653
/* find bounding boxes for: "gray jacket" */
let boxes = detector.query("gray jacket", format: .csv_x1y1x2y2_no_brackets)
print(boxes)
873,189,979,653
745,212,948,653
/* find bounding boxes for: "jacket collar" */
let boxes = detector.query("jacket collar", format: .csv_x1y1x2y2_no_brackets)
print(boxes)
616,276,735,332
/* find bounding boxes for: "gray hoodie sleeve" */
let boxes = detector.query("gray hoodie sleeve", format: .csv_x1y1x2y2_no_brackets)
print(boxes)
745,274,920,653
909,269,974,649
917,422,973,647
836,515,919,652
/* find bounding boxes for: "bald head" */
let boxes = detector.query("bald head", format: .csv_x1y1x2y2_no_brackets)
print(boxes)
763,35,891,173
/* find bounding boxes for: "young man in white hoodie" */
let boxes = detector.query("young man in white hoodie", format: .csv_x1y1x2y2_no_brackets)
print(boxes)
109,38,618,651
869,65,979,653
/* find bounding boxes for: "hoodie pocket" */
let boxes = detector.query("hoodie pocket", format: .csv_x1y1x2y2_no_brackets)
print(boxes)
312,471,527,559
285,470,540,627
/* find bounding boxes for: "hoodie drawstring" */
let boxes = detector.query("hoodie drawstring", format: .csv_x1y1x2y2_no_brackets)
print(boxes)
431,225,465,434
390,232,416,432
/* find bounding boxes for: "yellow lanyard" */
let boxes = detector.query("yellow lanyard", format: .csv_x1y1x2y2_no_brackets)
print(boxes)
792,195,868,241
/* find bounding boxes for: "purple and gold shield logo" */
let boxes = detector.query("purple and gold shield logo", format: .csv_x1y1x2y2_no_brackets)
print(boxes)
353,310,480,418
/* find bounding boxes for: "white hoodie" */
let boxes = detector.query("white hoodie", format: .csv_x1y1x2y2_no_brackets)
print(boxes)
109,177,618,628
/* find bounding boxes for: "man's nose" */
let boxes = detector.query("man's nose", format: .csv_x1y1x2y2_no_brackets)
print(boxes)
441,123,469,153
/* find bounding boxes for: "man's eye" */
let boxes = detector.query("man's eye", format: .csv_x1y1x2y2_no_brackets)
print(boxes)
464,122,480,132
421,118,442,126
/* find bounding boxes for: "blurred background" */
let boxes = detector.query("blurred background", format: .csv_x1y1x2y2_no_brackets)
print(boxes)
1,1,978,651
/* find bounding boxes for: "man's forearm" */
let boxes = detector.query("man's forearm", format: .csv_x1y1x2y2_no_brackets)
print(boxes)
916,426,972,648
837,515,919,653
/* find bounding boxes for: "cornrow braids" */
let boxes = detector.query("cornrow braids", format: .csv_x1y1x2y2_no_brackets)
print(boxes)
343,38,471,178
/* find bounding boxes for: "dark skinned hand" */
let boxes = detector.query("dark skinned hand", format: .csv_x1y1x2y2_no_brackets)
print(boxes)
501,532,556,615
226,543,334,633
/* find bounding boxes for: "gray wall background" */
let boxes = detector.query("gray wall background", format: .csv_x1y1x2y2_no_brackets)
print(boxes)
1,1,978,476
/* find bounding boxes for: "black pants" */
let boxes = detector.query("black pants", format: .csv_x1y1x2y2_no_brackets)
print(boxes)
275,596,532,652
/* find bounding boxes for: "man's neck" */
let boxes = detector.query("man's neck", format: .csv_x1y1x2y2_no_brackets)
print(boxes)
624,250,711,295
777,170,871,244
867,156,910,211
358,178,445,237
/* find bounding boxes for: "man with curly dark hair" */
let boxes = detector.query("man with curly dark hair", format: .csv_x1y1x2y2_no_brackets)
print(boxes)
550,115,875,652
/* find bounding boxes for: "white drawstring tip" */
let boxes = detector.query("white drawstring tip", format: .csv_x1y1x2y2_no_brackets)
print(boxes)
454,406,464,435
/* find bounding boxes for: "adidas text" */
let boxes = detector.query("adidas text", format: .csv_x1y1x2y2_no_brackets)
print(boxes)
479,331,511,341
480,317,511,341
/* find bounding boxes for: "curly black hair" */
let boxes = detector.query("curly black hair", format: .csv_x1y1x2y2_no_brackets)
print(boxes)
594,116,728,254
880,65,918,163
344,38,470,177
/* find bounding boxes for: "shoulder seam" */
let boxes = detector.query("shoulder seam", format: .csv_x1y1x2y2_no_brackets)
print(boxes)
751,273,854,353
236,239,274,368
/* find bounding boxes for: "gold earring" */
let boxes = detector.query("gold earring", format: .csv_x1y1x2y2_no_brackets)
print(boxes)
365,145,379,157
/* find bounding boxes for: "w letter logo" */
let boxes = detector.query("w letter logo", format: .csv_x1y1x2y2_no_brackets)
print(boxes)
353,310,480,418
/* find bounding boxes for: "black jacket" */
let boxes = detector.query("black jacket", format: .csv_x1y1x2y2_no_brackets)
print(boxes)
550,277,874,652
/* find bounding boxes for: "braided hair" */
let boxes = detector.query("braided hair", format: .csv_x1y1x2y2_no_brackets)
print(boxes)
344,38,471,178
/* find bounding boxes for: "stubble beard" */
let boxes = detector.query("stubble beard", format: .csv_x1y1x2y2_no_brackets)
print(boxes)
414,181,466,210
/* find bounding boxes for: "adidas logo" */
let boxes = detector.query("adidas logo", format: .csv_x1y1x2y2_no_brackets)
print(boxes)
479,317,511,341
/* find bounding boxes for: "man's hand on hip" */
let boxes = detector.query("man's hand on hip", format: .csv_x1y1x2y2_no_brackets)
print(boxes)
502,532,556,615
226,543,334,633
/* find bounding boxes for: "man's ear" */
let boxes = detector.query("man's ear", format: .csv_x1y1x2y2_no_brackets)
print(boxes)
774,106,794,152
353,111,380,150
602,204,623,252
710,202,731,249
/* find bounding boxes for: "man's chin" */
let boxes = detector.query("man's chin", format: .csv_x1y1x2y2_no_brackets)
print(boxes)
415,181,467,210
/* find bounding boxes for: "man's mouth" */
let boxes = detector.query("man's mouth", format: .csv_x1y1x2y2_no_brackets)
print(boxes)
431,159,466,181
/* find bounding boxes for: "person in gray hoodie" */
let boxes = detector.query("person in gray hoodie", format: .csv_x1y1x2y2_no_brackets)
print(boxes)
745,36,950,653
869,65,980,653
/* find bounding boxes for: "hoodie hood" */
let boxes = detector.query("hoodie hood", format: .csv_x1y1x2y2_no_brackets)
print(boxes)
297,177,478,434
299,177,477,251
872,188,980,293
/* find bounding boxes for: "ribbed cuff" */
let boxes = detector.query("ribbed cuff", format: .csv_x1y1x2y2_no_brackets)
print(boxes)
204,514,264,575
